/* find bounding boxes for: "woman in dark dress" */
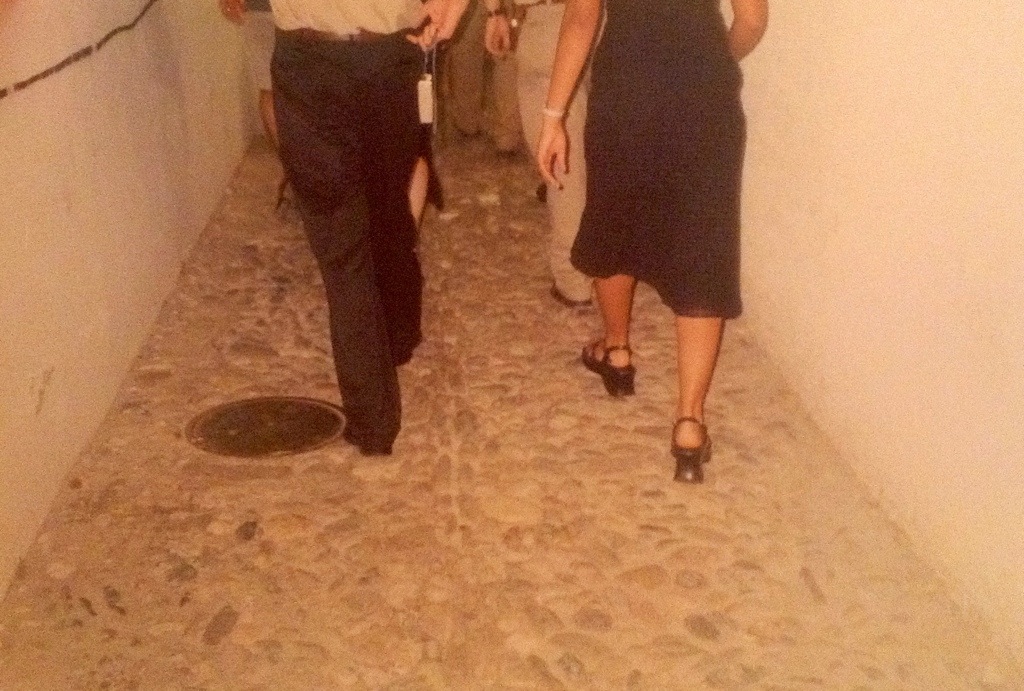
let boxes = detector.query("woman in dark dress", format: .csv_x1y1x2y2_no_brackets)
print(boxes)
537,0,768,482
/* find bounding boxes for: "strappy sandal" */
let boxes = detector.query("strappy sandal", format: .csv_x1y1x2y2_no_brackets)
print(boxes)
581,340,635,397
672,417,712,483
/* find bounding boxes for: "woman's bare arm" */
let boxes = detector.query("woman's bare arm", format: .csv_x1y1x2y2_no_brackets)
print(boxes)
543,0,602,116
536,0,602,186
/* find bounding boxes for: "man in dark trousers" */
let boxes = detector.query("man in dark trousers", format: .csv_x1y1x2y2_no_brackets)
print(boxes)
269,0,469,455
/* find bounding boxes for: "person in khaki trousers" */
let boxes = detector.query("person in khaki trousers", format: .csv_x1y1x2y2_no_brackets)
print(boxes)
484,0,592,306
444,1,522,154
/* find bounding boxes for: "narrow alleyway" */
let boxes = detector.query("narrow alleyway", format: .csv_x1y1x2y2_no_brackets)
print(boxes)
0,139,1018,689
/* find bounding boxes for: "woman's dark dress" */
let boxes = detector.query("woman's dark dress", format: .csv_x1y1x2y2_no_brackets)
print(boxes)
571,0,746,318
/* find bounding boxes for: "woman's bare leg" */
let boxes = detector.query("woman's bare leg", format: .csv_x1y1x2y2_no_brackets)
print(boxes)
261,88,293,210
593,274,636,367
674,316,724,447
409,157,430,227
258,89,279,150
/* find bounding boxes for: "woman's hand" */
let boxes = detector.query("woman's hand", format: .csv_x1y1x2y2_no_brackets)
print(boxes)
536,115,569,189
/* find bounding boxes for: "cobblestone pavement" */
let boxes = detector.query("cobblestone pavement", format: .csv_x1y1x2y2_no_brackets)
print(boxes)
0,140,1020,690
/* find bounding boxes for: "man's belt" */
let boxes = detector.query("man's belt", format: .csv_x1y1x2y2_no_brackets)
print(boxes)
279,27,393,43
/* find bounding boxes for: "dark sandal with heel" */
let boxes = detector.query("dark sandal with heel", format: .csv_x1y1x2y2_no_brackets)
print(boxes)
672,417,711,483
582,341,635,397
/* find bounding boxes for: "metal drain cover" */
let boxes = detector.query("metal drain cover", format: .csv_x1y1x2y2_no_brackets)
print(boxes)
185,396,344,458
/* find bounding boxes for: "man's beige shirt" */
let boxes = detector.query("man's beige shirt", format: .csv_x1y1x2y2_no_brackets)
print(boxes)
270,0,424,35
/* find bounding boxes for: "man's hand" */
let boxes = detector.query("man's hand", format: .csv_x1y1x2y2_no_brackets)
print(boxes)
413,0,471,48
218,0,245,24
484,13,513,57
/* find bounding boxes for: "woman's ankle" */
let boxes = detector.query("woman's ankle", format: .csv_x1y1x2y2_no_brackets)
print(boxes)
603,339,631,367
673,415,706,448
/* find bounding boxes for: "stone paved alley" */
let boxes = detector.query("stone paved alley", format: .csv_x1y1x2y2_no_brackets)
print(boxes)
0,139,1019,689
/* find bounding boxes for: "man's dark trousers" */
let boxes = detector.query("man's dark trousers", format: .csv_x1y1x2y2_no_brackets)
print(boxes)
272,30,424,449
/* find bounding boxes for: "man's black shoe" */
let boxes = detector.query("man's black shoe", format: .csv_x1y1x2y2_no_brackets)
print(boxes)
342,427,393,456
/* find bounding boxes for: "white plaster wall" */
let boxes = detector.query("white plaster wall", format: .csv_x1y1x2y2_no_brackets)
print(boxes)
741,1,1024,664
0,0,251,592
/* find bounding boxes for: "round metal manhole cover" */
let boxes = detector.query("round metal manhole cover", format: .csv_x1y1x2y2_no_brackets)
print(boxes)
185,396,344,458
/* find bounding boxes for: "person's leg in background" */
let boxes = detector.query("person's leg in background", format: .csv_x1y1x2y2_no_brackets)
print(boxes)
442,2,487,138
256,88,278,149
516,6,592,305
443,2,522,155
489,49,522,155
242,10,277,144
242,9,291,208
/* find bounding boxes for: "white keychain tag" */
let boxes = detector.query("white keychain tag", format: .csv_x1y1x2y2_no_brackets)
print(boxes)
418,73,434,125
418,47,435,125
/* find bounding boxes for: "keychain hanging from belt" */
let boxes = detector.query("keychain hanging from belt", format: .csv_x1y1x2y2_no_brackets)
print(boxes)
418,46,437,129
